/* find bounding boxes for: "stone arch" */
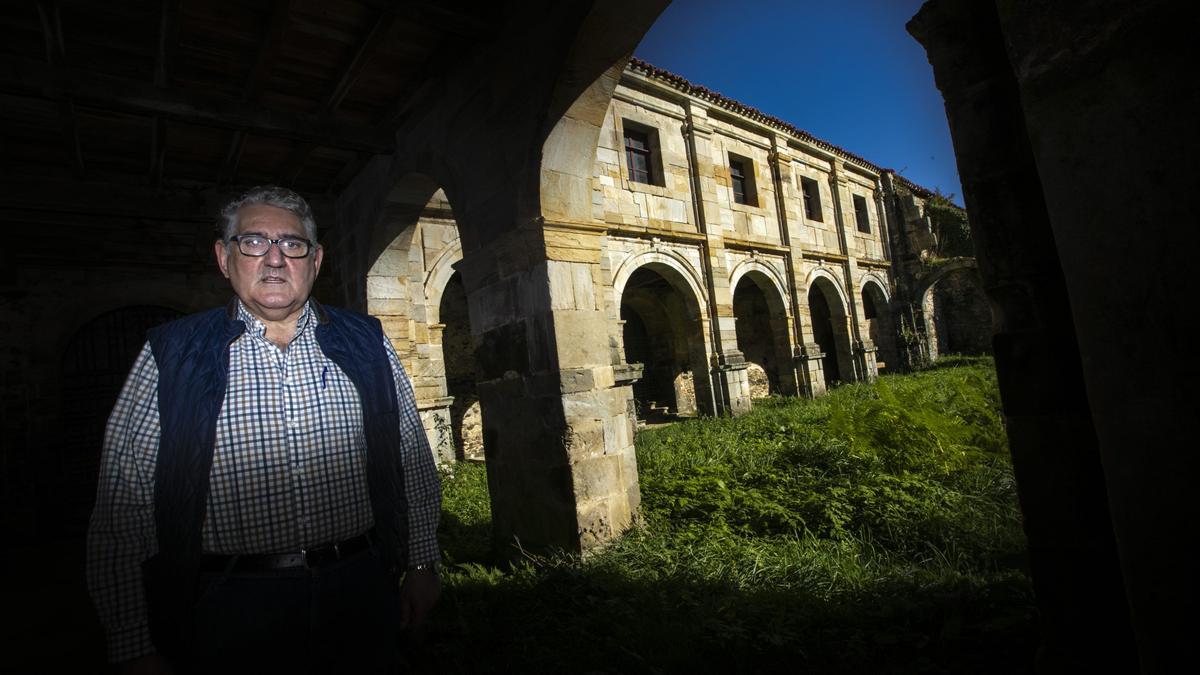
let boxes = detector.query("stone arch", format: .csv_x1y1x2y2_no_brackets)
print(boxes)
57,305,185,533
424,239,464,325
806,271,855,386
860,277,899,374
805,267,851,312
729,258,790,301
366,184,467,464
731,268,797,397
618,259,715,419
438,271,483,462
613,248,708,313
912,257,979,302
921,265,992,359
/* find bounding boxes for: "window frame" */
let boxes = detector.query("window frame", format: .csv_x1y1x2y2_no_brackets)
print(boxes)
624,128,654,185
728,152,758,207
852,193,871,233
621,119,666,188
800,176,823,222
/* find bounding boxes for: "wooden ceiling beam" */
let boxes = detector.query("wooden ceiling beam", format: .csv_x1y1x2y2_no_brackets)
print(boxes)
277,141,316,187
243,0,293,102
358,0,490,35
321,4,398,115
152,0,180,185
283,3,396,190
150,116,167,188
36,0,84,178
155,0,180,88
0,174,216,222
0,55,397,152
326,151,373,195
217,130,246,186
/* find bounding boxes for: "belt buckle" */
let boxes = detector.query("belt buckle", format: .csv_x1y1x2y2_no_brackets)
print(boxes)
301,542,342,568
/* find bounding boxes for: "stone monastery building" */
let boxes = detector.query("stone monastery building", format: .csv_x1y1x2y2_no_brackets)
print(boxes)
383,59,976,465
2,1,1188,668
0,0,979,560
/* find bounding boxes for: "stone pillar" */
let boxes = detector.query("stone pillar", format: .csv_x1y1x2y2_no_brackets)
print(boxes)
829,159,871,382
682,99,751,415
994,3,1197,671
909,2,1137,670
460,219,640,555
417,396,456,465
766,134,804,397
853,339,878,382
872,184,891,263
796,343,826,398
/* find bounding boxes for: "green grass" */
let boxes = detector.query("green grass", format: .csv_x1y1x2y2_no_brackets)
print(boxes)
421,356,1036,673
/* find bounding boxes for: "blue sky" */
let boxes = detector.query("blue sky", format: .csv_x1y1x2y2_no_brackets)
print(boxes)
634,0,963,201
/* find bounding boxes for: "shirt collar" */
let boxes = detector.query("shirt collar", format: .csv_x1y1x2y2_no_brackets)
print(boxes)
235,299,315,338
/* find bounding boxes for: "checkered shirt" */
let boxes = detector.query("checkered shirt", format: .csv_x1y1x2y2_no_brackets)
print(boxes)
86,300,441,663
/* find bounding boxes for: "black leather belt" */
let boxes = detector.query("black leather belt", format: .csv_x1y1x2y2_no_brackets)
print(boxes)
199,531,374,573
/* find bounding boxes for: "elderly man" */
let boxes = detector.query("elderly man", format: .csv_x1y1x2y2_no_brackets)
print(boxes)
87,186,441,674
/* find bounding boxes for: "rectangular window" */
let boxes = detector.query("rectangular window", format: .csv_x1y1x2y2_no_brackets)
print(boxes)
729,153,757,206
800,176,822,221
853,194,870,233
624,128,654,185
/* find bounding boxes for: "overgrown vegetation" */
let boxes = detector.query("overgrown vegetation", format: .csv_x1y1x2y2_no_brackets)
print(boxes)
423,356,1035,673
928,193,974,259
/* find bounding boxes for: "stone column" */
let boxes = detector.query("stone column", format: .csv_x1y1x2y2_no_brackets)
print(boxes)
909,1,1136,670
872,184,891,263
795,343,826,398
766,134,803,397
682,99,750,415
828,159,872,382
852,339,878,382
460,219,640,555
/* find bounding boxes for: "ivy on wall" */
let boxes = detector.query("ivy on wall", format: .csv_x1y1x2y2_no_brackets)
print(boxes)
927,193,974,258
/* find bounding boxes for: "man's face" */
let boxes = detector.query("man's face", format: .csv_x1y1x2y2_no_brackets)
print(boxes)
215,204,323,324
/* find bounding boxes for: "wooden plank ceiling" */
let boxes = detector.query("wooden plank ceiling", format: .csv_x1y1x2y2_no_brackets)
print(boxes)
0,0,490,196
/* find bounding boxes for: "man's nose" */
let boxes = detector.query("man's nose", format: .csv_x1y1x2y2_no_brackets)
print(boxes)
264,241,287,265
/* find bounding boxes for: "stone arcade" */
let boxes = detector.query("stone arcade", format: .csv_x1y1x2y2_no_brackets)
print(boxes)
371,59,977,470
2,1,1192,670
0,0,973,559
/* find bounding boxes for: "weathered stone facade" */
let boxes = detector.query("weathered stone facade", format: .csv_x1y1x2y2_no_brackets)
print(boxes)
366,60,966,460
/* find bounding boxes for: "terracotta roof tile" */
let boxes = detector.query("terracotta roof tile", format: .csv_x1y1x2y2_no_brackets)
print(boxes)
627,58,945,201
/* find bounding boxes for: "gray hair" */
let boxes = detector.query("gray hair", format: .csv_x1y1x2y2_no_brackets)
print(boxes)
219,185,318,243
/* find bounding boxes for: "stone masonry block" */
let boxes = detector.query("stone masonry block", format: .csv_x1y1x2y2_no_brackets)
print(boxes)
572,454,622,503
366,275,406,300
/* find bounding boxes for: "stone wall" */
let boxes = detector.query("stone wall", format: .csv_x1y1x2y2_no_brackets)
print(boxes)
358,62,962,460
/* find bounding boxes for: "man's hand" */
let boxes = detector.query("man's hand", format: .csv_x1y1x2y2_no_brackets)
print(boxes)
398,566,440,629
117,652,175,675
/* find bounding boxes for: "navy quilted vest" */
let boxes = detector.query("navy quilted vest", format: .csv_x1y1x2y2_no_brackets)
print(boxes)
146,299,409,584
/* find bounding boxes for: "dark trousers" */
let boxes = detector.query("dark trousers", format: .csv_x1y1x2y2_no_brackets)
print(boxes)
179,548,401,675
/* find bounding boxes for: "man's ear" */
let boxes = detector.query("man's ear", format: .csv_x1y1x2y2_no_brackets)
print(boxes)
214,238,231,279
312,244,324,277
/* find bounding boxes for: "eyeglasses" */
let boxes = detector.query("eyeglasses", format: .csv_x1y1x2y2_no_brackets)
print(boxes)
228,234,314,258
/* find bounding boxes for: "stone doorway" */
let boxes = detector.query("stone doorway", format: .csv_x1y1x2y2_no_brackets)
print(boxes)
922,267,991,358
862,281,898,374
439,272,483,461
619,266,708,421
808,279,854,386
733,274,794,398
58,305,183,533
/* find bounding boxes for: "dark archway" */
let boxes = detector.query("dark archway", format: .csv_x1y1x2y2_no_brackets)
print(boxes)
733,274,793,397
923,267,991,358
440,272,482,461
807,278,854,386
861,281,898,374
620,266,708,421
56,305,183,534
